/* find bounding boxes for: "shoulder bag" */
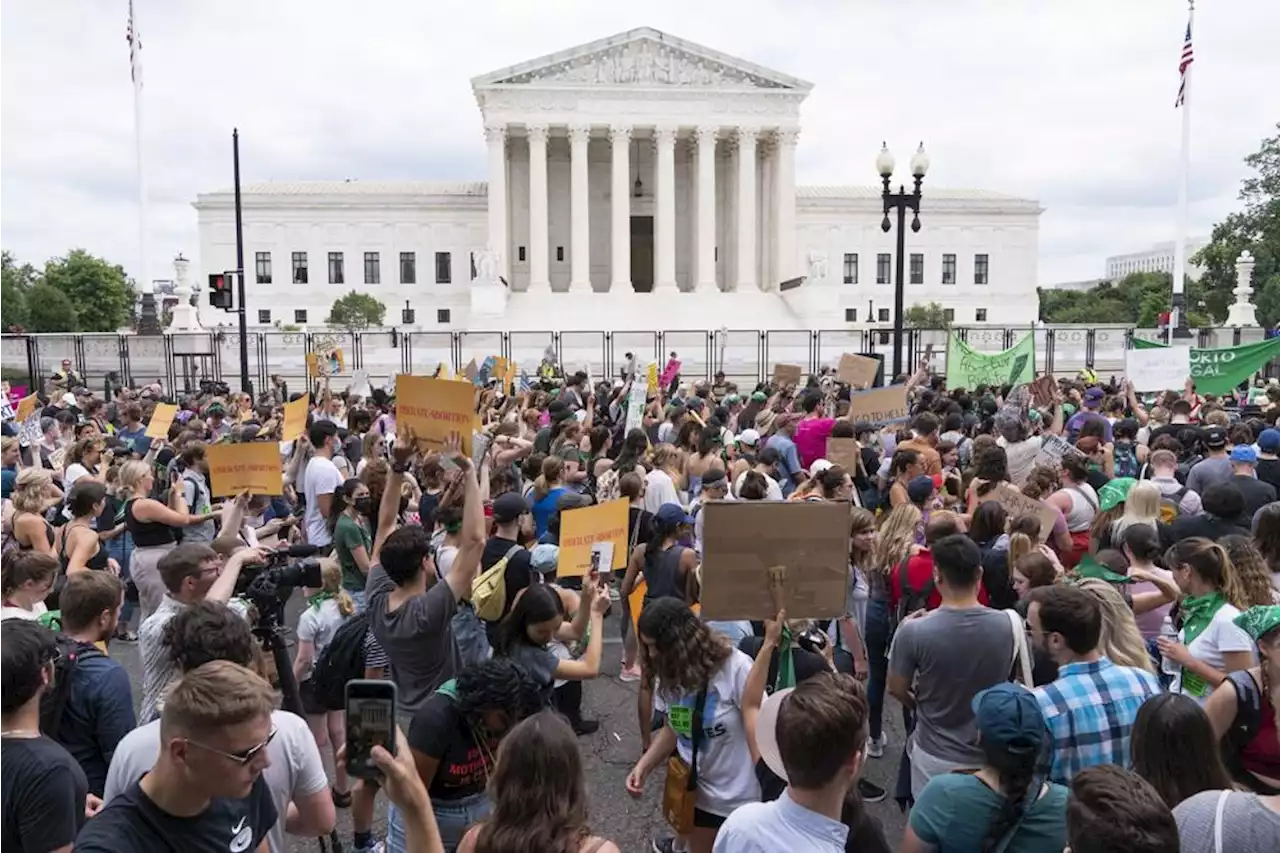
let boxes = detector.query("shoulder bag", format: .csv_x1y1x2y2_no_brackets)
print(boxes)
662,686,708,835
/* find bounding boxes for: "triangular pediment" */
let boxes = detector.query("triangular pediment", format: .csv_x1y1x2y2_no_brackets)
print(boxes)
471,27,812,91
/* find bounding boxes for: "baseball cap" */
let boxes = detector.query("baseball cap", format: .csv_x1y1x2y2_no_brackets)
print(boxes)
1204,427,1227,449
737,428,761,448
655,503,694,527
530,543,559,574
810,459,834,476
971,683,1046,755
492,492,529,523
906,475,936,506
1230,445,1258,465
754,686,796,783
1082,387,1104,408
60,392,77,407
1258,428,1280,453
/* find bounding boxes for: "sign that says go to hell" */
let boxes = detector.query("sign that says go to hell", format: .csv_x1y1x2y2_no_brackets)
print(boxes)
207,442,283,497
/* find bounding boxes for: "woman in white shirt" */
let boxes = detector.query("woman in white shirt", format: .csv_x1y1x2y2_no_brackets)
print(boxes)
1157,537,1256,704
63,437,110,489
0,550,57,621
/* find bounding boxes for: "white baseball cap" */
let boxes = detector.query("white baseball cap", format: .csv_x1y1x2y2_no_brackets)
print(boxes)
755,687,795,782
737,429,761,447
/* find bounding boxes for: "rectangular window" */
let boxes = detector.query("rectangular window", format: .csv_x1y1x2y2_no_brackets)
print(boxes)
974,253,989,285
363,252,380,284
400,252,416,284
254,252,272,284
975,308,988,322
842,253,858,284
943,308,955,323
517,246,526,262
942,253,956,285
291,251,308,284
257,309,271,324
556,246,564,262
435,252,451,284
877,308,890,322
876,253,891,284
844,308,858,322
294,309,307,323
328,252,344,285
909,253,924,285
470,252,477,280
436,308,451,324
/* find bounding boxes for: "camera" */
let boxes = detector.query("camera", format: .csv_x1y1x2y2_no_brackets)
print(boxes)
796,627,829,655
235,545,324,628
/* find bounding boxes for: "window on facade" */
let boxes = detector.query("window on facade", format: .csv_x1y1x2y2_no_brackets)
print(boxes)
877,308,890,323
294,309,307,323
364,252,380,284
257,309,271,324
556,246,564,262
909,253,924,285
518,246,526,262
975,308,988,322
845,308,858,322
876,254,891,284
470,253,477,280
878,331,891,345
842,253,858,284
255,252,272,284
328,252,344,285
291,251,308,284
942,254,956,285
400,252,416,284
435,252,452,284
944,308,955,323
974,253,989,285
437,308,451,324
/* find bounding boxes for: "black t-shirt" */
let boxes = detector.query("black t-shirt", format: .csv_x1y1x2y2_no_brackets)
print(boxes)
73,775,277,853
1257,457,1280,493
408,692,500,800
419,491,441,534
1149,422,1207,452
1232,475,1277,519
1084,468,1110,494
2,735,87,853
480,536,535,633
628,506,655,557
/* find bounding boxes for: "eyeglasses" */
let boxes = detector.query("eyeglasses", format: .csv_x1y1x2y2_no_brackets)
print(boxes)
185,726,277,765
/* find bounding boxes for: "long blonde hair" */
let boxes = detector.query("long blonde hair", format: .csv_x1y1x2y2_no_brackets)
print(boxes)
1077,578,1155,673
115,460,153,500
11,468,53,514
1112,481,1160,542
319,559,355,618
872,503,921,575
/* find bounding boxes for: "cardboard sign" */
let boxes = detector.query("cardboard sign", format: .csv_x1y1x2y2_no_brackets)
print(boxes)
395,374,474,455
837,353,879,389
282,394,310,442
847,385,909,425
699,501,851,620
772,363,803,387
986,484,1059,542
14,394,39,423
19,413,42,447
461,359,478,382
1030,375,1057,408
502,360,518,395
207,442,284,497
1034,434,1074,470
306,347,344,378
1126,346,1192,393
558,499,629,577
825,437,862,475
145,403,178,439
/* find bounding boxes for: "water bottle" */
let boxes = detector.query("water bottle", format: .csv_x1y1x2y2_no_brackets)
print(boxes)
1159,615,1180,677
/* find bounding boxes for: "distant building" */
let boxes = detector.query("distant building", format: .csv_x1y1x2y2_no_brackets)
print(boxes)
1105,237,1209,282
1045,278,1104,292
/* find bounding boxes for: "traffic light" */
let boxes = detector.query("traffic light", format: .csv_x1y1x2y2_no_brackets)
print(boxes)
207,271,235,310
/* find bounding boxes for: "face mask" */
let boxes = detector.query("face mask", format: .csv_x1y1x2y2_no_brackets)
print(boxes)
353,497,372,514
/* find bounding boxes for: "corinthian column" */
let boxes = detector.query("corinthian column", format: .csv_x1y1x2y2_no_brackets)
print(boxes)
568,125,591,293
609,125,632,292
527,124,549,290
654,126,678,291
735,126,758,292
484,124,508,281
695,126,717,291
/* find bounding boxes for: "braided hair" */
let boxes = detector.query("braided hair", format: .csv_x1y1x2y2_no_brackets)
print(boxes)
978,732,1044,851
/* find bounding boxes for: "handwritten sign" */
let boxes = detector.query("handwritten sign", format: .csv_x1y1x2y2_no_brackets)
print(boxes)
1034,434,1074,470
837,353,879,389
825,437,862,475
772,363,803,387
145,403,178,439
349,370,372,398
207,442,284,497
282,394,310,442
987,484,1059,542
14,394,39,423
395,374,474,455
306,346,344,378
625,375,647,435
557,499,629,577
847,385,909,425
1126,346,1191,393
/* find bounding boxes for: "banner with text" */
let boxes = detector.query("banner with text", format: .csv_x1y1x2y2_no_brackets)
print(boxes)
207,442,284,497
1130,336,1280,396
946,332,1036,389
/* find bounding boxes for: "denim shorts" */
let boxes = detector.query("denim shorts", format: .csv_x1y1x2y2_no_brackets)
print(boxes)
387,791,491,853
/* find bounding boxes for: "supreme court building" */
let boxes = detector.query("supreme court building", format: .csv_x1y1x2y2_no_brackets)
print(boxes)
195,28,1042,332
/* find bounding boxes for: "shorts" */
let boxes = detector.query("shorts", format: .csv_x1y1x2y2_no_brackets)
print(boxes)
298,679,328,716
694,808,727,829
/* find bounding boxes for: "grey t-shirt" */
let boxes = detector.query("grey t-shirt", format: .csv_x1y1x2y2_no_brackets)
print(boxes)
1185,456,1233,499
1174,790,1280,853
138,595,186,723
365,564,461,714
889,606,1016,765
103,709,328,853
180,471,216,544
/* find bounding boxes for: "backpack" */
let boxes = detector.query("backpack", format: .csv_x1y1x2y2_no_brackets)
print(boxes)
309,610,371,712
1226,669,1263,754
472,545,523,623
893,557,935,628
1157,486,1188,525
39,634,103,738
1112,442,1140,479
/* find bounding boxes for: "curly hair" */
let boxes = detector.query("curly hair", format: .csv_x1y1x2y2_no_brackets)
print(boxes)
455,658,544,729
1219,535,1278,609
163,600,256,672
636,598,732,698
871,503,921,575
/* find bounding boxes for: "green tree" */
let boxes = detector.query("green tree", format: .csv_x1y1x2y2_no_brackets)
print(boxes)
25,283,78,332
1,251,40,331
904,301,950,328
326,290,386,331
42,249,135,332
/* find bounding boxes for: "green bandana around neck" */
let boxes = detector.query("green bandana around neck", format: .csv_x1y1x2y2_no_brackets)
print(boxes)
1074,554,1134,586
307,591,335,611
773,626,797,692
1180,592,1227,647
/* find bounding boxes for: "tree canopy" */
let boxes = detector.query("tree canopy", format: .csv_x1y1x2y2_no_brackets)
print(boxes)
26,283,78,333
1,249,136,332
326,290,386,331
1037,272,1212,327
904,302,950,328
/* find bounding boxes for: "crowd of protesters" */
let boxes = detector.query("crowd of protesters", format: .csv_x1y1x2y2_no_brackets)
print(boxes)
2,350,1280,853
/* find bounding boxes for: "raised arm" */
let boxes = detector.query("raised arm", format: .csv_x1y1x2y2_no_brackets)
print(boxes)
444,452,485,603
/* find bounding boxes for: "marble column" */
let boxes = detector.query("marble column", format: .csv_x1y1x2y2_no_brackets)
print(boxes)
695,126,717,291
735,126,758,292
609,125,631,292
568,125,591,293
484,124,508,281
654,126,678,291
774,128,799,287
527,124,549,290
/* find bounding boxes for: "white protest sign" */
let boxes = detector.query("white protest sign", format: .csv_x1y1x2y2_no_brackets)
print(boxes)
1034,434,1074,470
349,369,372,399
625,370,648,435
1125,346,1191,393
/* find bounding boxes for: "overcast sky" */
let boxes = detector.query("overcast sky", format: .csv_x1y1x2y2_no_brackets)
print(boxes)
3,0,1276,290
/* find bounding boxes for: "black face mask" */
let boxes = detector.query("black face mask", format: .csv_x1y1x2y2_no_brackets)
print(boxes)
353,497,372,515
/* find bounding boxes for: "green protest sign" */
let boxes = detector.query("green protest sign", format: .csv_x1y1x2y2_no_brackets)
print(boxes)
946,332,1036,390
1130,336,1280,396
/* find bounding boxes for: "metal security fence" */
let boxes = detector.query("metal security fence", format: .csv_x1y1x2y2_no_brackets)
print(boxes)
1,325,1270,397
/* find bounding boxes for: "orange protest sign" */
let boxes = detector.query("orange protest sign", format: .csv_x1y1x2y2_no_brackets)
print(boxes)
206,442,283,497
145,403,178,439
502,360,518,395
557,499,630,577
395,374,474,455
14,394,39,423
282,394,309,441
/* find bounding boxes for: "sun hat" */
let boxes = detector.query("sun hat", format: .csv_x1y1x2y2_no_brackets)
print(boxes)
755,686,796,782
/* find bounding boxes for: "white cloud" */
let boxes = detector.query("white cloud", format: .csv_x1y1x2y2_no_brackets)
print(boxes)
2,0,1276,291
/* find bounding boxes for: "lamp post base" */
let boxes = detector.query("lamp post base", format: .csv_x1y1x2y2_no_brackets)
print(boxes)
136,293,163,336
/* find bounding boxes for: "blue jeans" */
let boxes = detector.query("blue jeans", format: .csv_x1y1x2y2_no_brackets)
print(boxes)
387,791,490,853
865,597,892,740
349,589,366,614
106,532,137,628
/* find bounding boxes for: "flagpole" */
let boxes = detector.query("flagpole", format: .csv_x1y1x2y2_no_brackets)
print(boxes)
1170,0,1194,342
130,0,160,334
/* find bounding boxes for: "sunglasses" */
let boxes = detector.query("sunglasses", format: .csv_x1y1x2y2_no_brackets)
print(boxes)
185,726,277,765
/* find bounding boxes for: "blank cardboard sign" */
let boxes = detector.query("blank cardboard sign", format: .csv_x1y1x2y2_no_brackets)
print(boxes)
699,501,851,620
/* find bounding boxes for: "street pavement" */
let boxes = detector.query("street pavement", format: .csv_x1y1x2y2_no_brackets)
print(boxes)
110,603,910,853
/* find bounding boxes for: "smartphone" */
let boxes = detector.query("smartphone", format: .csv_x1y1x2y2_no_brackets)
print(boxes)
345,679,397,779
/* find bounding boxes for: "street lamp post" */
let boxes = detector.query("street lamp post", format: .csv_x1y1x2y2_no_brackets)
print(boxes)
879,142,929,378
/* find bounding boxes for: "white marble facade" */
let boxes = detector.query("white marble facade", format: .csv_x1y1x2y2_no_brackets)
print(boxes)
194,28,1042,331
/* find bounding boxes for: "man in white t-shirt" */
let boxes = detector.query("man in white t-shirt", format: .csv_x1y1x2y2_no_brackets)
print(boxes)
303,420,344,547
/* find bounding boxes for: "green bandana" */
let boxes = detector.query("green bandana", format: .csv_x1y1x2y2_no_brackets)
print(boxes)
1074,554,1134,585
1097,477,1136,512
1180,592,1227,648
773,626,797,692
306,591,335,611
1233,605,1280,642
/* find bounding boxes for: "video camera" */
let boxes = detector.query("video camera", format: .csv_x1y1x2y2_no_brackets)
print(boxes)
236,544,325,628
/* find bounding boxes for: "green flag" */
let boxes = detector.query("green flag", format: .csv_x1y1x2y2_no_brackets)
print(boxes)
1131,336,1280,396
946,332,1036,389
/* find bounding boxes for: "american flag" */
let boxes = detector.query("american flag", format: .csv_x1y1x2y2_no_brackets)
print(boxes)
126,0,142,86
1175,18,1193,107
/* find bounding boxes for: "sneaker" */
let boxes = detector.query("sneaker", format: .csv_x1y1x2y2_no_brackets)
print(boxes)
857,778,888,803
619,664,642,683
572,718,601,736
866,735,885,759
651,839,677,853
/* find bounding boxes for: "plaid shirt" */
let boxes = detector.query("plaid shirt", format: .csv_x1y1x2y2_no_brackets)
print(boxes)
1033,657,1162,784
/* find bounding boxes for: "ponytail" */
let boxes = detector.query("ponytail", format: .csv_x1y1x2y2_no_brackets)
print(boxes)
532,456,563,502
328,478,362,534
978,741,1040,852
1007,531,1034,569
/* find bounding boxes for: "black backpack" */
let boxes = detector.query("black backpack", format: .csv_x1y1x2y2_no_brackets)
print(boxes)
308,610,370,712
894,557,935,628
39,634,103,739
